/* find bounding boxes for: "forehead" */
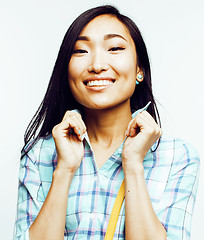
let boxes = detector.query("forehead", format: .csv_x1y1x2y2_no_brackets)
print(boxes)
79,14,133,42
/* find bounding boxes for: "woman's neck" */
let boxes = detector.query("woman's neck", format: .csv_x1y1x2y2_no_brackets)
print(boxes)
84,102,132,148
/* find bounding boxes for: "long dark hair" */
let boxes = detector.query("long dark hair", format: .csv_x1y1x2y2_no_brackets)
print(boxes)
22,5,161,155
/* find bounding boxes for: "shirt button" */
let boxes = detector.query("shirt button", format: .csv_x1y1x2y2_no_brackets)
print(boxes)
94,175,98,182
90,212,95,220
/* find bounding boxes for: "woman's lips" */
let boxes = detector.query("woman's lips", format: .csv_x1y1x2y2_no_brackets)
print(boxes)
84,78,115,91
84,77,115,87
86,79,114,87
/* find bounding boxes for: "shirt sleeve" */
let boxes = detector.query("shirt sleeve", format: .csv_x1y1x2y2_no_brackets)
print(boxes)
156,140,200,240
13,145,44,240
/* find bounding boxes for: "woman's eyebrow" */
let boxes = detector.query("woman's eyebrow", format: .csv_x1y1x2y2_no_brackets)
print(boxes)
77,36,89,41
104,34,127,42
76,34,127,42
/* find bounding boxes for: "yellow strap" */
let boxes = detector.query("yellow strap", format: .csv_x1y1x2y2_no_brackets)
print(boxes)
104,180,125,240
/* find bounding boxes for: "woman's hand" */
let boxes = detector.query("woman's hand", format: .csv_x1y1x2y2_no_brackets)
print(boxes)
52,111,86,175
122,111,162,174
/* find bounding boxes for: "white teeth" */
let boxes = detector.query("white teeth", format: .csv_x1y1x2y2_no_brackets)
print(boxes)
87,80,114,87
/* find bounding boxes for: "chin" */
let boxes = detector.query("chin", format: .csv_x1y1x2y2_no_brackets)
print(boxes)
83,101,129,112
75,95,131,111
85,104,114,111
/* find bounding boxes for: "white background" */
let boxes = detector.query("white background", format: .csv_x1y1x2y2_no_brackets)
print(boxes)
0,0,203,239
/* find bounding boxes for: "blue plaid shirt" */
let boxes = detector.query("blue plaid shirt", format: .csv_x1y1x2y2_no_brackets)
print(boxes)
14,116,200,240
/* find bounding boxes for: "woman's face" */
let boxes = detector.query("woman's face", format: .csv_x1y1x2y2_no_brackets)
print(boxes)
68,14,139,110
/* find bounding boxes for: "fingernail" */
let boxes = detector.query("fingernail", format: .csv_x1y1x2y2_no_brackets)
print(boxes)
81,134,85,141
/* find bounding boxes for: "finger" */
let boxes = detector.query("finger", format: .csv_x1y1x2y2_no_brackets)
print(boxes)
62,111,86,139
69,116,86,140
126,111,153,136
125,118,134,137
53,118,82,141
133,111,157,129
128,114,149,137
62,110,82,122
127,113,162,139
126,113,148,137
138,112,162,138
138,111,158,127
127,110,160,134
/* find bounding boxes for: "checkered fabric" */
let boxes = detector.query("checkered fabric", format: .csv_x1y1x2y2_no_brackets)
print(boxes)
14,116,200,240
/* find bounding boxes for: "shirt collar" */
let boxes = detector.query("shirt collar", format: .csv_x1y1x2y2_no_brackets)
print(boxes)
72,101,152,145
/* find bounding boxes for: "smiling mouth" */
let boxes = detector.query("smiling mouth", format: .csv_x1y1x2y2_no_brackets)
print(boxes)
84,79,115,87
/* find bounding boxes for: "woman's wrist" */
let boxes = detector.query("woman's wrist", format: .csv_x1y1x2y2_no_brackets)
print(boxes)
123,156,144,177
53,167,75,187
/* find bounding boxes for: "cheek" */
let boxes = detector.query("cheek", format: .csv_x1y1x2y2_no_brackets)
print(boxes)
68,61,81,100
68,58,83,81
110,53,137,77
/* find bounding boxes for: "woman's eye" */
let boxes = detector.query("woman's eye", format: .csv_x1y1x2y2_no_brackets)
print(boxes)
73,49,88,54
109,47,125,52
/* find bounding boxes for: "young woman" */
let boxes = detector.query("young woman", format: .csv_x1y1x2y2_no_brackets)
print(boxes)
14,5,199,240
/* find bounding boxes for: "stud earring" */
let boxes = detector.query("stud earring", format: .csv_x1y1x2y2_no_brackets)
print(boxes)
136,73,143,85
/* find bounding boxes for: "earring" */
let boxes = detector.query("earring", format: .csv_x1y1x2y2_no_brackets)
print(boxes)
136,73,143,85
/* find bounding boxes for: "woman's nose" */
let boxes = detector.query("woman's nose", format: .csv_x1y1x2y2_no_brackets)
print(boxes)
87,51,109,73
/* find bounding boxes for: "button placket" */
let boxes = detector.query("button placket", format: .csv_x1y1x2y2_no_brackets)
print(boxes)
90,212,95,220
94,175,98,183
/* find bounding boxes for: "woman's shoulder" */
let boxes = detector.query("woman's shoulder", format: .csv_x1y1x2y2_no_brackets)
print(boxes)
155,135,200,167
21,134,56,165
158,135,199,154
145,135,200,182
20,135,57,190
